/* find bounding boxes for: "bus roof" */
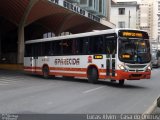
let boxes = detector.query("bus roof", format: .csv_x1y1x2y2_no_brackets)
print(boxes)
25,28,147,44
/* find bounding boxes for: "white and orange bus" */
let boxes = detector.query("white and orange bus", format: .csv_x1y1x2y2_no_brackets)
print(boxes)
24,29,151,85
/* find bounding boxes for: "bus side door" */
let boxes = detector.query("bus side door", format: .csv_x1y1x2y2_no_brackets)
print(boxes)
106,54,116,78
105,34,117,78
32,43,39,73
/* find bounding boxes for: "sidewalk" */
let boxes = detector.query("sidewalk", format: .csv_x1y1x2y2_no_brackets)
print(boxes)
153,107,160,114
152,108,160,120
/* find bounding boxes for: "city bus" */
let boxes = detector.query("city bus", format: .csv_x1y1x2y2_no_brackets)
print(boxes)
24,29,151,85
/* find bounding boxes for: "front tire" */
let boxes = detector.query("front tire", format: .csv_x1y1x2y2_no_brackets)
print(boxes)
118,80,125,86
87,67,98,84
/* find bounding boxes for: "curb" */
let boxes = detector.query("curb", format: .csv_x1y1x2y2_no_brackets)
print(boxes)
157,97,160,108
142,96,160,120
142,98,157,115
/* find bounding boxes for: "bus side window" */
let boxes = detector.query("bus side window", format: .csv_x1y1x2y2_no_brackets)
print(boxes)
48,42,54,56
105,34,117,54
33,43,40,57
42,42,51,56
37,43,42,56
54,41,62,55
89,35,103,54
76,37,89,55
25,44,33,57
62,39,73,55
72,39,76,55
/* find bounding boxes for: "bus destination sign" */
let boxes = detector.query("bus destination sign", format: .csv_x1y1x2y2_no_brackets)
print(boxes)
118,30,149,39
122,32,143,38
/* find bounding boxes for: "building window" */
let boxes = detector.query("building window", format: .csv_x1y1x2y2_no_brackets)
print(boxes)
99,0,102,13
94,0,96,8
158,22,160,27
119,8,125,15
89,0,92,6
118,21,125,28
80,0,87,4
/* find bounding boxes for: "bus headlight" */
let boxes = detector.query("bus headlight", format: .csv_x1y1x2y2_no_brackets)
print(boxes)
118,64,126,71
146,66,152,71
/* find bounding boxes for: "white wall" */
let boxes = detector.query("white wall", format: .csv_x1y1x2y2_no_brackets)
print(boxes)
152,0,159,41
110,6,138,29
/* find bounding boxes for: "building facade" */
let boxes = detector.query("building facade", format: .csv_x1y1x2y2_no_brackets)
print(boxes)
137,0,153,41
152,0,160,41
66,0,110,20
110,1,139,29
151,0,160,49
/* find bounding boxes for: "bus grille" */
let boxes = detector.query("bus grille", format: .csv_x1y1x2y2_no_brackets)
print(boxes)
126,65,146,69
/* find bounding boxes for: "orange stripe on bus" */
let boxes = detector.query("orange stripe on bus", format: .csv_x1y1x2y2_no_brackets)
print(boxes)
50,72,87,77
24,66,42,70
24,66,106,72
24,66,108,78
49,67,87,72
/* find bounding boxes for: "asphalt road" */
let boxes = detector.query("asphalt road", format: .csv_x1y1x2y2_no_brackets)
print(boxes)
0,69,159,114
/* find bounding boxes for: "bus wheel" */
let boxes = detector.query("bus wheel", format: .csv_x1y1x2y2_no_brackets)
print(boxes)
43,66,49,79
87,67,98,84
118,80,125,86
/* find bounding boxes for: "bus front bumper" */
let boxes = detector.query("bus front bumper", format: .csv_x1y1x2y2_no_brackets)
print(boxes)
115,70,151,80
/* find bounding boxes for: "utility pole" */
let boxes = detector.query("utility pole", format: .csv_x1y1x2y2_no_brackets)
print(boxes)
128,10,131,28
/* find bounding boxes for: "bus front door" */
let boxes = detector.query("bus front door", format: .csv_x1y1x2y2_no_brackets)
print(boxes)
106,54,116,78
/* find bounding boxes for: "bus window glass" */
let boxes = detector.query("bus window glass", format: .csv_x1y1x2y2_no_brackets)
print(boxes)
89,35,103,54
54,41,62,55
104,34,117,54
76,37,89,54
48,42,54,56
62,40,73,55
72,39,77,55
37,43,42,56
25,44,33,57
41,42,51,56
33,43,41,57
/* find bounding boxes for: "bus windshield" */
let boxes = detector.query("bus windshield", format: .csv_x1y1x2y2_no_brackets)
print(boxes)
118,37,151,64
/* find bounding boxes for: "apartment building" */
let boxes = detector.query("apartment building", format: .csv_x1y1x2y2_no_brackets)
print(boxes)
152,0,160,41
151,0,160,49
110,1,139,29
137,0,153,41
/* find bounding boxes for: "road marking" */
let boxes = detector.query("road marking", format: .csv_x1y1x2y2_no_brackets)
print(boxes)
0,78,24,85
0,83,9,85
83,86,104,94
0,81,10,84
0,78,21,81
0,79,20,83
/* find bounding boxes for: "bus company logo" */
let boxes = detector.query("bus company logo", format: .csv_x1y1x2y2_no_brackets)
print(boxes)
88,56,92,63
54,58,80,65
